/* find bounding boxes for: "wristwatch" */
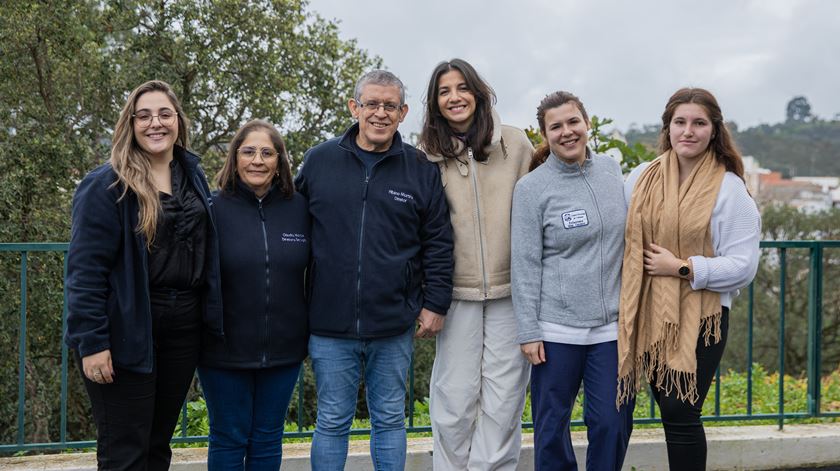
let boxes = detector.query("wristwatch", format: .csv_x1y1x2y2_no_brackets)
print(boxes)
678,261,691,278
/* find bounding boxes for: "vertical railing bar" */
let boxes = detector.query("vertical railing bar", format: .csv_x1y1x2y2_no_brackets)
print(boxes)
806,244,823,416
649,385,656,418
747,282,754,416
17,251,28,445
60,252,69,444
408,349,415,430
180,399,188,438
297,366,304,433
714,365,721,416
778,247,786,430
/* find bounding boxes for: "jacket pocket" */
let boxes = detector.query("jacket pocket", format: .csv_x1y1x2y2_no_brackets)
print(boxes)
554,262,569,311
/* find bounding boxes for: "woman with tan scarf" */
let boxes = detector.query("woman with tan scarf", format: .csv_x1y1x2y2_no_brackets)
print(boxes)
619,88,761,470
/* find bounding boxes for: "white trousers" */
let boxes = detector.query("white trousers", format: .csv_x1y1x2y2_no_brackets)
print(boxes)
430,297,531,471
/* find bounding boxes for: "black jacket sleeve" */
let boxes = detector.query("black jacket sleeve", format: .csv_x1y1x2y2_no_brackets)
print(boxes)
65,171,121,357
294,149,312,198
418,161,454,315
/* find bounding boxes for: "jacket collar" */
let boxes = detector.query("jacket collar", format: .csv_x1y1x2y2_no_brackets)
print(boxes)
234,177,279,204
337,122,406,159
174,145,202,174
545,148,594,174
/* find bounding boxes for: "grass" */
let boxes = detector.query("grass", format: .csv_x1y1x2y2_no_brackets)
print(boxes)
172,364,840,446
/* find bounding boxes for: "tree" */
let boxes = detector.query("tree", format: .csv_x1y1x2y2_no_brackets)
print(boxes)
0,0,116,444
0,0,378,446
107,0,380,169
786,95,813,123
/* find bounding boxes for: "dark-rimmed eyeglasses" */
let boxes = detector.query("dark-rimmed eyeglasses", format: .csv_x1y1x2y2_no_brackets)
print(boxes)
358,101,401,114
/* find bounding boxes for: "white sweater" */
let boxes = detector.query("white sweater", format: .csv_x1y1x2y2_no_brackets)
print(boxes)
624,163,762,308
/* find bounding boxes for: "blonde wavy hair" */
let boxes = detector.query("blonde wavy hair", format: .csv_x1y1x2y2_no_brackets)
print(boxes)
110,80,190,248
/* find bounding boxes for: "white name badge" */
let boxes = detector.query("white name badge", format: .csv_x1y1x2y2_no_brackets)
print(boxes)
561,209,589,229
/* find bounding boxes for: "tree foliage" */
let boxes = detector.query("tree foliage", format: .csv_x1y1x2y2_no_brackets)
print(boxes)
725,206,840,380
0,0,377,447
786,95,813,123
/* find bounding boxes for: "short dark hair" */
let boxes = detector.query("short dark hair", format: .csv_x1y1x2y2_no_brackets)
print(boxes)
419,58,496,161
215,119,294,198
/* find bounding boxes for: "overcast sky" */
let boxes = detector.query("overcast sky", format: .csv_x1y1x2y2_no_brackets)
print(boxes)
307,0,840,136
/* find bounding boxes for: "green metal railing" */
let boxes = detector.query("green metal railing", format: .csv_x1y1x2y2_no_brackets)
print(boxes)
1,240,839,453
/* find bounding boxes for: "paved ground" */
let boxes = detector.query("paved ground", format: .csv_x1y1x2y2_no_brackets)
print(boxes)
3,424,840,470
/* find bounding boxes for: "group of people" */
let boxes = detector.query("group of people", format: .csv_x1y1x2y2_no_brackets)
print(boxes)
65,58,761,471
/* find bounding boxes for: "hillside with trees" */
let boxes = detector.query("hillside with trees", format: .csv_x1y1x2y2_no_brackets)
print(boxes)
625,96,840,177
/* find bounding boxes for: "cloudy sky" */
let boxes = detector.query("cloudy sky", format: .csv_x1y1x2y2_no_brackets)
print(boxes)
307,0,840,136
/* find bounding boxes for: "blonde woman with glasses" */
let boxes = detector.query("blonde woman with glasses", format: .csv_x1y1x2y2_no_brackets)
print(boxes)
66,80,222,470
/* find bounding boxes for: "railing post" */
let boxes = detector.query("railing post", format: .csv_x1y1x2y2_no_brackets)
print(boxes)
747,282,754,416
806,243,823,416
61,252,69,445
17,251,28,445
778,248,786,430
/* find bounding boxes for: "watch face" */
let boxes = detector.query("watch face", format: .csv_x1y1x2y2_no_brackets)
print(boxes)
679,266,690,276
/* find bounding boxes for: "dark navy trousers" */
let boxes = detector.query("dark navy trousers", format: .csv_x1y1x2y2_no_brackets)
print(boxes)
531,340,634,471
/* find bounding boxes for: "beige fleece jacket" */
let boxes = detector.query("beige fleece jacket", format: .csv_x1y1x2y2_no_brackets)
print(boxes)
425,112,534,301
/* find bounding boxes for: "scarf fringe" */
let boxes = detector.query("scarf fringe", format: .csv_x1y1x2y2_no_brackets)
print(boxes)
701,311,723,347
616,320,702,407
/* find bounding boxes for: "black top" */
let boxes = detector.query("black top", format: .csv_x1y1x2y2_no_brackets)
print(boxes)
148,157,209,290
200,180,311,369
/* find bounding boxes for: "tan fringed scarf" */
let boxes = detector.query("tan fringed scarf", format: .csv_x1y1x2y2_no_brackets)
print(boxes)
617,150,725,406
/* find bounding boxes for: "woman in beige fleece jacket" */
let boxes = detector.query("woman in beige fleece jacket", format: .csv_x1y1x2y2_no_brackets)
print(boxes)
420,58,533,471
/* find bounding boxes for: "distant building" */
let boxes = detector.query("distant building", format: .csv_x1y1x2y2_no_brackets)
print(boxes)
743,156,771,196
744,156,839,212
758,172,834,213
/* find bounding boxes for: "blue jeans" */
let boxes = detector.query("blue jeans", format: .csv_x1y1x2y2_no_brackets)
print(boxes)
309,327,414,471
531,341,634,471
198,364,301,471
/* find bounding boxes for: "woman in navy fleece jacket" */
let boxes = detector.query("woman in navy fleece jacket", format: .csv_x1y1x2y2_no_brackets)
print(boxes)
198,120,310,470
65,80,222,470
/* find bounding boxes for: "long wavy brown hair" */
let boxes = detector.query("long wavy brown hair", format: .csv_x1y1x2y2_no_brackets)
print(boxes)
420,58,496,161
658,87,744,180
530,91,589,171
110,80,190,248
216,119,294,198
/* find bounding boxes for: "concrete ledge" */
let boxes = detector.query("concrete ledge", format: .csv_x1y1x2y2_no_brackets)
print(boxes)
3,424,840,470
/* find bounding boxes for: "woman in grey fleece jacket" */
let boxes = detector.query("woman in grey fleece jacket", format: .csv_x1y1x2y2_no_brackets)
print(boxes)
511,91,634,471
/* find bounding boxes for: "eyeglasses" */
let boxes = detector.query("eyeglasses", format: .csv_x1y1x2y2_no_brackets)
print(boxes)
132,110,178,128
358,101,402,114
238,146,278,161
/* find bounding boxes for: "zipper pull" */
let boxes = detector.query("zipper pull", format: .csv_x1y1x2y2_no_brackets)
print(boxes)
467,147,474,160
258,201,266,221
362,174,369,199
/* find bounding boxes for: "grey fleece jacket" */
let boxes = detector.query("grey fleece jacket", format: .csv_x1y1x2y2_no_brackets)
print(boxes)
511,152,627,344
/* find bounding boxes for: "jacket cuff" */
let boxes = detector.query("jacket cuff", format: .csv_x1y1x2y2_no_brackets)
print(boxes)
422,301,449,317
689,255,710,290
517,329,543,345
76,341,111,358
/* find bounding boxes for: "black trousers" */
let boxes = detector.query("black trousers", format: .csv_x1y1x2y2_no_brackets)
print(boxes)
651,307,729,471
78,289,202,471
